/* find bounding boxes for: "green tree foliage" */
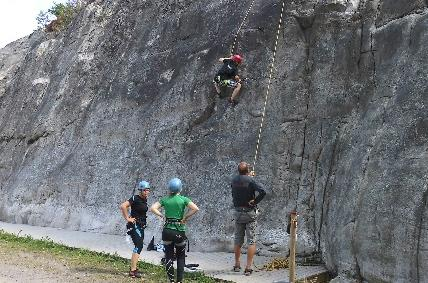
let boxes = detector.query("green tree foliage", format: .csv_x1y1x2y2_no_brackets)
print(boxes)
36,11,51,29
37,0,82,32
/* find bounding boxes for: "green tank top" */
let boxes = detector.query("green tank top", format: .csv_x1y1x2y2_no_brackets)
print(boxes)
160,194,191,232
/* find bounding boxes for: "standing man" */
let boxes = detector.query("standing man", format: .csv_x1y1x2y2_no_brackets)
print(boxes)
213,54,243,105
231,162,266,276
150,178,199,283
120,180,151,278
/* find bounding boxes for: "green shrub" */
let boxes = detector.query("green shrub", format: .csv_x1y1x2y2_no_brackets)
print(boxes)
37,0,82,32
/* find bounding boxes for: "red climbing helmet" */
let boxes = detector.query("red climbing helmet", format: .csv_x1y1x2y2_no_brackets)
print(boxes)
231,54,243,64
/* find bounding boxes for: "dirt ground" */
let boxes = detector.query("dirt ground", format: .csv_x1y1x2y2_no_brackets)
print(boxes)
0,242,144,283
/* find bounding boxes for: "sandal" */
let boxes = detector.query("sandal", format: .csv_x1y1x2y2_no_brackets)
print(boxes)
129,269,142,278
244,268,253,276
233,266,241,272
228,98,238,107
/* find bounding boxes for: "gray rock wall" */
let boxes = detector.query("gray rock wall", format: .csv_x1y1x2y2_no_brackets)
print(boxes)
0,0,427,281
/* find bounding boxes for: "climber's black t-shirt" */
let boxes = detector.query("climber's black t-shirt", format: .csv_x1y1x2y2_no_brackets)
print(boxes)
128,195,148,225
231,175,266,208
216,59,238,80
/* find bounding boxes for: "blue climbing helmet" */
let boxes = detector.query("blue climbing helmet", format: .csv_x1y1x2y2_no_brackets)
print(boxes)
138,180,150,190
168,178,182,193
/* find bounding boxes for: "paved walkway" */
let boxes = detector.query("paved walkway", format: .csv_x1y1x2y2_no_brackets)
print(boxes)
0,222,327,283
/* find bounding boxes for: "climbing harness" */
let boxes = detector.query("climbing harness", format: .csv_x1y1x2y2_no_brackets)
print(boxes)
252,0,286,173
229,0,257,55
215,76,240,88
164,218,183,226
162,222,191,253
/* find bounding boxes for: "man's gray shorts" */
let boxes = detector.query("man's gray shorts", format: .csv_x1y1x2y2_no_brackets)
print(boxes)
234,208,257,246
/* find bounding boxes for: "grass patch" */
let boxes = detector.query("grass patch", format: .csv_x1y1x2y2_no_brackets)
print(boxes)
0,229,229,282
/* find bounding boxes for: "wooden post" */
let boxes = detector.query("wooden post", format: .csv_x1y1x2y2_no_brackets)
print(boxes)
289,211,298,283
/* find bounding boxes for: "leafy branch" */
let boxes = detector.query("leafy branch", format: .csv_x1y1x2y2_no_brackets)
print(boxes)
36,0,83,32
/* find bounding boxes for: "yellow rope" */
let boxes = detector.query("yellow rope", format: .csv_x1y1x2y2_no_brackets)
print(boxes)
229,0,257,55
261,257,290,271
252,0,286,173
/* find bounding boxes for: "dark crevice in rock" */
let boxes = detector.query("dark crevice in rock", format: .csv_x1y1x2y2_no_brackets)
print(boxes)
62,116,80,132
27,131,50,145
293,14,315,45
295,7,315,209
370,95,394,103
375,0,382,21
409,20,416,47
0,135,26,144
187,97,216,131
311,144,323,241
416,187,428,283
317,128,340,251
354,255,364,282
0,136,14,144
283,116,306,123
295,121,307,209
296,23,313,210
361,145,373,176
375,8,428,30
357,21,364,67
370,31,376,88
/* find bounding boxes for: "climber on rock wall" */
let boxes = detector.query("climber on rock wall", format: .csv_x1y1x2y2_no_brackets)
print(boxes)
213,54,243,106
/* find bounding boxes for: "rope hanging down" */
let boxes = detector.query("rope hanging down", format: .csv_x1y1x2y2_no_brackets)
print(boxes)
252,0,286,173
229,0,257,55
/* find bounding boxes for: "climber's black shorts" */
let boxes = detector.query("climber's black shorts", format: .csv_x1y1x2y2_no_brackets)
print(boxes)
162,228,187,246
127,222,145,254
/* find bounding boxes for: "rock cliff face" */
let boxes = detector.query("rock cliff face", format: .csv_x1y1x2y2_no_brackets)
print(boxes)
0,0,427,281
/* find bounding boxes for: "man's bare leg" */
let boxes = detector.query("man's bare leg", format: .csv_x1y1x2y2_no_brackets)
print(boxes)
230,82,242,101
214,83,221,94
131,253,139,271
246,244,256,270
234,244,241,268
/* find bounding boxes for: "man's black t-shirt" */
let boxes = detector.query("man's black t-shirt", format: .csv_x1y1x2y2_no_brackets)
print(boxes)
128,195,148,225
216,59,238,80
231,175,266,208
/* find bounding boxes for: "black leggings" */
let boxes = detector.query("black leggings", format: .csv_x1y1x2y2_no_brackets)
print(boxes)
162,229,186,283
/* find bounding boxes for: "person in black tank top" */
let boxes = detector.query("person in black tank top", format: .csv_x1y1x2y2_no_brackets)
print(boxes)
120,180,151,278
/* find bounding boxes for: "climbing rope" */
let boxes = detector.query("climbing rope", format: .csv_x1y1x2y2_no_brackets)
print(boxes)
229,0,257,55
252,0,286,173
131,177,139,197
261,257,289,271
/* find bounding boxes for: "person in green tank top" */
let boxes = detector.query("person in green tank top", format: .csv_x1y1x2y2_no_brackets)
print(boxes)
150,178,199,283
